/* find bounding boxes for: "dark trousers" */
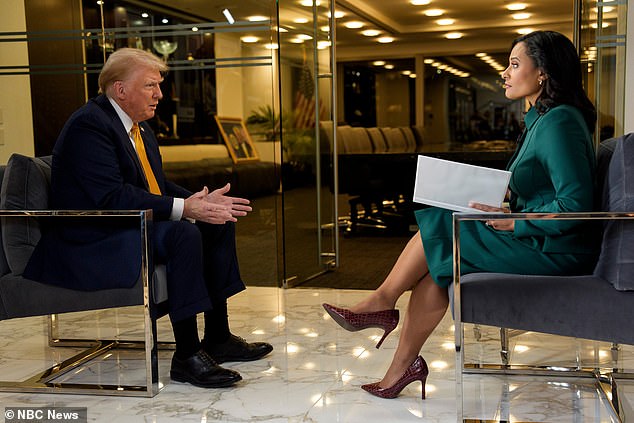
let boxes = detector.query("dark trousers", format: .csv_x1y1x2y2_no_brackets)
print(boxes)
153,220,246,323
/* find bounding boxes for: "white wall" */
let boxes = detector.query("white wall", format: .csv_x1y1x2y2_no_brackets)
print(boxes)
215,32,244,118
0,0,34,163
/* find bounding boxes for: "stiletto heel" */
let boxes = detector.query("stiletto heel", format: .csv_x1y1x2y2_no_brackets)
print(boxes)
361,356,429,399
322,303,399,349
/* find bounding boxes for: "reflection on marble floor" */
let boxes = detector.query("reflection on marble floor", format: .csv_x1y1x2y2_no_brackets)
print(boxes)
0,286,631,422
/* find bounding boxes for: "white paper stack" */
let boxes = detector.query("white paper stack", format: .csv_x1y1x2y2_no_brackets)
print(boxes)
413,155,511,212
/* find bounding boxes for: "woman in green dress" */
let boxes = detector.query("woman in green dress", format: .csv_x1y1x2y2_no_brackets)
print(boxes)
323,31,600,399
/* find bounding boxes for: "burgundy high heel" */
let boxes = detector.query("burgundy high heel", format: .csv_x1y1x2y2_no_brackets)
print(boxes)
361,356,429,399
322,303,399,349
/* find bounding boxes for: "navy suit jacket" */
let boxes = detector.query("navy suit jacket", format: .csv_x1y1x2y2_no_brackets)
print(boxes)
24,95,192,290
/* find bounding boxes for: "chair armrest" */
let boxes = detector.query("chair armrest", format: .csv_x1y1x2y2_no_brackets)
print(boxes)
451,211,634,329
0,209,153,218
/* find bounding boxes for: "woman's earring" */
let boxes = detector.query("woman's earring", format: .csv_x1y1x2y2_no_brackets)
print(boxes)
538,79,543,86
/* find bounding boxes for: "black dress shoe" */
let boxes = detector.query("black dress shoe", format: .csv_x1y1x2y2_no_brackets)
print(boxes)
170,350,242,388
204,334,273,364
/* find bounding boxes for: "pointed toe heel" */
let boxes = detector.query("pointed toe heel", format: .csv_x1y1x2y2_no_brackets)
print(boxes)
322,303,399,349
361,356,429,399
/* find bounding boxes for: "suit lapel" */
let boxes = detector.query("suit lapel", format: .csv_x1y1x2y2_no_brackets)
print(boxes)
93,95,153,191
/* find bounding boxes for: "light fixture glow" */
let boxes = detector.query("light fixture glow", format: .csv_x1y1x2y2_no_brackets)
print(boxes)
377,36,395,43
289,38,304,43
423,58,434,64
294,17,309,24
410,0,431,5
436,18,454,25
299,0,321,5
384,64,395,69
409,73,417,78
344,21,364,29
191,27,199,32
445,32,463,39
141,12,149,18
320,25,330,32
424,9,444,17
506,3,527,11
590,22,610,28
265,43,279,49
372,60,386,66
317,40,332,49
517,27,534,34
401,70,412,75
222,8,235,24
247,15,269,22
327,10,346,19
512,12,531,20
161,18,169,24
361,29,381,37
240,36,259,43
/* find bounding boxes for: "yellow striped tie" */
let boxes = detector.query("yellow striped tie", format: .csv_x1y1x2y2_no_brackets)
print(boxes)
131,123,161,195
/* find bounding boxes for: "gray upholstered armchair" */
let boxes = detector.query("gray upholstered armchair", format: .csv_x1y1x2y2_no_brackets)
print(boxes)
452,133,634,422
0,153,168,396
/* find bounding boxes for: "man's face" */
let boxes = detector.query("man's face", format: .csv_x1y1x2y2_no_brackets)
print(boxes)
116,66,163,122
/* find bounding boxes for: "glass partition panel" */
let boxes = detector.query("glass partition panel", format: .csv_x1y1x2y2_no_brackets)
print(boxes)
0,0,282,287
580,0,628,145
277,0,337,287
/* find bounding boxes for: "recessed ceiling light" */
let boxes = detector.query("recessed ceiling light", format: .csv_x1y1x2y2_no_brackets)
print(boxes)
423,58,434,64
275,26,289,33
141,12,149,18
191,27,199,32
436,18,454,25
590,22,610,28
377,36,395,43
517,27,534,34
512,12,531,20
297,34,313,40
344,21,364,29
247,15,269,22
384,64,395,69
506,3,527,11
445,32,463,39
299,0,321,6
475,52,487,57
361,29,381,36
294,17,309,24
424,9,444,17
161,18,169,24
289,38,304,44
410,0,431,5
320,25,330,32
265,43,279,49
401,70,412,75
241,36,259,43
372,61,386,66
409,73,417,78
594,6,615,13
327,10,346,18
317,40,332,49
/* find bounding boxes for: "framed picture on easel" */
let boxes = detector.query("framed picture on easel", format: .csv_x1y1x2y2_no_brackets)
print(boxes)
214,116,259,163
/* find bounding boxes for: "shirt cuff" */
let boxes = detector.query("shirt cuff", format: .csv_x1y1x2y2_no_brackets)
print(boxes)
170,197,184,221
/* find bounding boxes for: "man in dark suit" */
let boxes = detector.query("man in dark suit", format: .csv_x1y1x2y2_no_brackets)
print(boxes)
24,48,272,388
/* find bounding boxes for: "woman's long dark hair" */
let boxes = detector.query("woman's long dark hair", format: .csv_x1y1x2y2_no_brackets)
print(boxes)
512,30,596,133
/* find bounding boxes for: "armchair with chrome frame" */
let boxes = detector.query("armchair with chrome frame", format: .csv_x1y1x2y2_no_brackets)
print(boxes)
452,133,634,422
0,153,169,397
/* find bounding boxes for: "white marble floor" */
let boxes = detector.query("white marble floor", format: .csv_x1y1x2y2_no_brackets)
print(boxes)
0,286,632,422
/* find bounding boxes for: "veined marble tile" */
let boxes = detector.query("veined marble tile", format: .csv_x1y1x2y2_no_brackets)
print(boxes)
0,286,631,422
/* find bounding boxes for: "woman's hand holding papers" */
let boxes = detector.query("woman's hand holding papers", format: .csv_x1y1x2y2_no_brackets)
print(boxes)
468,202,514,232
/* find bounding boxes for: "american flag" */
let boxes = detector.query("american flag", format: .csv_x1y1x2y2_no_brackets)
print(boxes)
294,60,326,129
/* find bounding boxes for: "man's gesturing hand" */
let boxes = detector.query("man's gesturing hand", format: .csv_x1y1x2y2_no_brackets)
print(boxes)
183,187,235,224
205,183,252,218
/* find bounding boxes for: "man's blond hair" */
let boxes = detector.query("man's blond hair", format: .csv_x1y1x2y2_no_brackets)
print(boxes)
98,48,167,94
